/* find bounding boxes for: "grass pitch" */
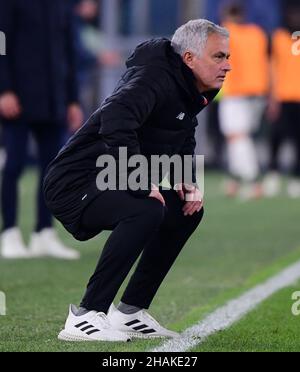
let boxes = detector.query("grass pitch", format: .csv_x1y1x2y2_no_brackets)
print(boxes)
0,170,299,352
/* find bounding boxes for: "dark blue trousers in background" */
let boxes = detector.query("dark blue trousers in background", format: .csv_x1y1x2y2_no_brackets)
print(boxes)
0,119,63,232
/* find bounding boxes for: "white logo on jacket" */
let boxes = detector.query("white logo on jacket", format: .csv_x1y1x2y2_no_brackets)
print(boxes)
176,112,185,120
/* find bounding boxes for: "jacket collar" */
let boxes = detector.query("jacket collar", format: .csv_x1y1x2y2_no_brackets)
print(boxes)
168,46,219,115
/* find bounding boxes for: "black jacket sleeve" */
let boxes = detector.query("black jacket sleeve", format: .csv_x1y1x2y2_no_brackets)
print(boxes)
99,67,169,197
0,0,14,94
180,126,196,156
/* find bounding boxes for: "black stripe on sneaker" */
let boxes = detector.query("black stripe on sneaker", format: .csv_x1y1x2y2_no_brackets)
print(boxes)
86,328,100,335
133,324,148,331
80,325,94,331
75,321,88,328
125,319,140,327
141,328,156,334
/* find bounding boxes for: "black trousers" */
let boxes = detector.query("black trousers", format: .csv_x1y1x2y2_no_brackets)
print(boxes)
79,188,204,313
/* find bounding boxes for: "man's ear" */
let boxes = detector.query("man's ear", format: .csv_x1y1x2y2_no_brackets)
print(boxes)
183,51,194,69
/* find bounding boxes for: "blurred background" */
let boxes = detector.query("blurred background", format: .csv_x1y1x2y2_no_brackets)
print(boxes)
1,0,299,201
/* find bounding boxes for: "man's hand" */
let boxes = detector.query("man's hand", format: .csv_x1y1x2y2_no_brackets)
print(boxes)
98,51,122,67
175,183,203,216
67,103,84,133
148,183,165,206
0,92,22,120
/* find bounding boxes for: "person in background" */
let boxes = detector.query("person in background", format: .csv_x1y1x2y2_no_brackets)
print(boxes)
219,2,269,199
75,0,121,117
0,0,84,259
0,126,5,171
264,2,300,198
206,90,225,170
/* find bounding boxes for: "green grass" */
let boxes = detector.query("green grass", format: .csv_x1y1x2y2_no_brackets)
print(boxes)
191,281,300,352
0,170,300,351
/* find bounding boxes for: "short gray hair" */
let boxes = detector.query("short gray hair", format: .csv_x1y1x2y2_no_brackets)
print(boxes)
171,19,229,57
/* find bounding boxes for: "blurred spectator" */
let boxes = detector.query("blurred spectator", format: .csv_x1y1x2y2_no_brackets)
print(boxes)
75,0,121,116
264,2,300,198
205,0,281,34
0,0,83,259
0,123,5,169
218,2,269,199
206,91,225,169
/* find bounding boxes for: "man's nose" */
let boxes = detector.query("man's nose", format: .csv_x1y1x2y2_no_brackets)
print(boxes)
224,61,232,72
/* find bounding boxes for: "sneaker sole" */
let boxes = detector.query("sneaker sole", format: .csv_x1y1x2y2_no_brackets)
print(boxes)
125,331,178,339
0,253,32,259
58,330,131,342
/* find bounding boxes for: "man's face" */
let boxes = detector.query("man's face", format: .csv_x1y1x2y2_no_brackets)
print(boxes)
183,33,231,92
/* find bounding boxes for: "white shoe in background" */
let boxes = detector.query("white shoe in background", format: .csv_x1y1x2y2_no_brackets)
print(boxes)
262,172,282,197
107,303,179,339
58,304,131,342
0,227,30,259
28,228,80,260
287,179,300,198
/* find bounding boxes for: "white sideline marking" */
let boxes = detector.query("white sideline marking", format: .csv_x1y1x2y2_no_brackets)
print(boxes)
152,259,300,352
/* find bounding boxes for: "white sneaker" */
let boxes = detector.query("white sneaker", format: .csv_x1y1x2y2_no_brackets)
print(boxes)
58,304,131,342
108,303,179,339
287,179,300,198
1,227,30,259
28,228,80,260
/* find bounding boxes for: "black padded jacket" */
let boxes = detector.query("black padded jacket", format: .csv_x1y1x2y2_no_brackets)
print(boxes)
43,38,218,241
